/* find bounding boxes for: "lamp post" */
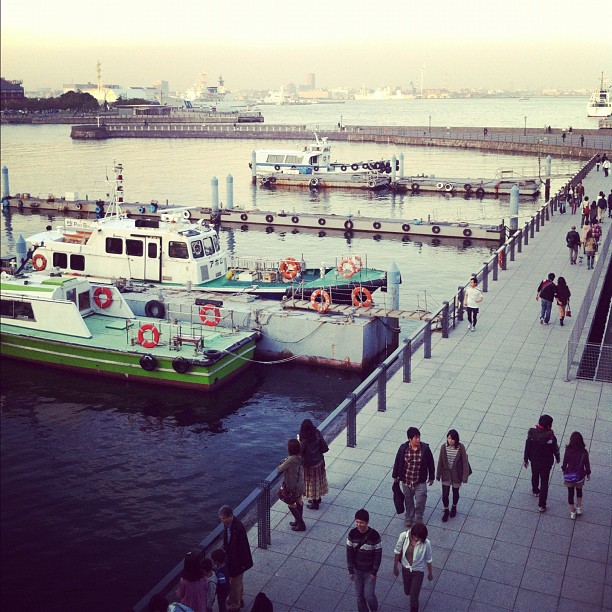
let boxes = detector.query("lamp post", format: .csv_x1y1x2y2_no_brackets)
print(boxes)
524,115,527,136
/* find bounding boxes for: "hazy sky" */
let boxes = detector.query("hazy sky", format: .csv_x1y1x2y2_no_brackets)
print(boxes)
1,0,610,92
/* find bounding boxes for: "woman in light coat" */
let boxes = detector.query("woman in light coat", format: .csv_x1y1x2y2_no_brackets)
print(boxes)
436,429,470,522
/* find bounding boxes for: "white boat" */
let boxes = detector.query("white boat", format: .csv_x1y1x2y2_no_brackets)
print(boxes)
251,134,395,190
587,72,611,118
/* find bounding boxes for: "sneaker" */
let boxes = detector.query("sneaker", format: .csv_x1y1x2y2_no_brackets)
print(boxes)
468,325,473,331
570,511,576,519
538,506,546,512
540,318,544,324
576,507,583,515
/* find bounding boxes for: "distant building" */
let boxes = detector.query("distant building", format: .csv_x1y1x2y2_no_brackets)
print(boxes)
1,77,25,105
62,82,159,103
306,73,315,90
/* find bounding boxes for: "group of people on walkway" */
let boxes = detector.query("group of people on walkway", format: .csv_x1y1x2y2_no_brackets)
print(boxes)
536,272,572,325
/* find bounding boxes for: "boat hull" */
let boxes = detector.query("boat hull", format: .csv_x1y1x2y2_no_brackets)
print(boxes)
0,331,256,391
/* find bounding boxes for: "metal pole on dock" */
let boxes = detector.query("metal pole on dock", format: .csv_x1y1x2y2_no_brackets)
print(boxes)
386,261,401,351
16,235,27,266
1,166,9,199
391,155,397,183
545,155,552,201
509,185,519,233
211,177,220,211
399,153,405,179
251,151,257,182
226,174,234,210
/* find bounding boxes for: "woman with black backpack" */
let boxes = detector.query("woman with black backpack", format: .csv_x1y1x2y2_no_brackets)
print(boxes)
562,431,591,520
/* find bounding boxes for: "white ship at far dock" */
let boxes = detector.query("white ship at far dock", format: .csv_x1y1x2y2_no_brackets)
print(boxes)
587,72,611,118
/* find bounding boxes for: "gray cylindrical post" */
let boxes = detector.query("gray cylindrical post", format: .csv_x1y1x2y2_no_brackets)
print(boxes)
226,174,234,210
1,166,9,199
457,286,464,321
403,338,412,383
424,322,432,358
377,364,387,412
391,154,397,183
388,261,401,310
399,152,405,179
211,176,220,211
482,262,489,292
509,185,519,233
347,393,357,447
16,235,27,265
442,301,449,338
251,151,257,182
257,480,271,549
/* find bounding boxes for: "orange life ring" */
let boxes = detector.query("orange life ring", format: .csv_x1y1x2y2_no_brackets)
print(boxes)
351,256,363,272
138,323,160,349
279,257,300,280
338,258,356,278
32,253,47,271
199,304,221,327
310,289,331,313
352,286,372,307
93,286,113,309
498,251,505,269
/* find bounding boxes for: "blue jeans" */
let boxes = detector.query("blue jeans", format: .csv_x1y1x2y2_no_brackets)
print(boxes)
540,298,553,323
353,570,378,612
402,482,427,526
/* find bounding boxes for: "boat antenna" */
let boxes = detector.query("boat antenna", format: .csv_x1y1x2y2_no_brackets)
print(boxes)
105,160,125,218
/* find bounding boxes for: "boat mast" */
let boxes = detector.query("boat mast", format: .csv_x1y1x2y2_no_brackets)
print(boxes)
105,161,125,218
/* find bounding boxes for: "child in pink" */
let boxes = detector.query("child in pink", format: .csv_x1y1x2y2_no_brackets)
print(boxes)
176,552,208,612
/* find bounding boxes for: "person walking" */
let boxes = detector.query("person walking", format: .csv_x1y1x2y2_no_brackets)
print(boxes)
584,230,597,270
556,277,571,326
435,429,470,522
575,182,584,205
463,276,483,331
219,505,254,612
595,153,601,171
603,158,610,177
581,197,590,226
277,438,306,531
298,418,329,510
561,431,592,519
566,226,580,264
536,273,556,325
591,219,602,244
392,427,435,528
523,415,560,512
393,523,433,612
346,509,382,612
597,192,607,222
608,189,612,218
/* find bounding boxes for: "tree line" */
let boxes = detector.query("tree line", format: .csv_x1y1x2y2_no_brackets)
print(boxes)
3,91,151,113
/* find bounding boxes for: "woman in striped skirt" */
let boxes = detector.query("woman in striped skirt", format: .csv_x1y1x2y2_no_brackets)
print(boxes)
299,419,329,510
435,429,470,522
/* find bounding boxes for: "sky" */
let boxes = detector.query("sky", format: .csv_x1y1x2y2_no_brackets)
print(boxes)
1,0,611,93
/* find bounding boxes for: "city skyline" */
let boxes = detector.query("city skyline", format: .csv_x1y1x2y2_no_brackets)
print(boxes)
1,0,610,92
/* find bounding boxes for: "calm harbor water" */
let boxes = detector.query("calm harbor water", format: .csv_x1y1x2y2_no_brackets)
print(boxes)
0,98,585,611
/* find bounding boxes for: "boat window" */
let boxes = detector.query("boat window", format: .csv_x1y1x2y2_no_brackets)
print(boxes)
212,235,220,252
53,252,68,269
168,241,189,259
191,240,204,259
66,288,77,305
70,254,85,271
105,237,123,255
1,299,35,320
78,291,91,311
148,242,158,258
126,239,144,257
285,155,302,164
266,154,284,164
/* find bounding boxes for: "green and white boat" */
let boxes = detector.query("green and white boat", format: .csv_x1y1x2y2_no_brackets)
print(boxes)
0,272,258,390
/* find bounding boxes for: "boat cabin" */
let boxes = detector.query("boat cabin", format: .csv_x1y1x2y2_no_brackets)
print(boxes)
255,138,332,173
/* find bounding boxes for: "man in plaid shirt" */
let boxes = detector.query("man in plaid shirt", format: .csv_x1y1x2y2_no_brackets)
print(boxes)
392,427,435,528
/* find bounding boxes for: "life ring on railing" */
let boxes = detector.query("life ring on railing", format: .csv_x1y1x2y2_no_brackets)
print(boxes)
93,286,113,309
352,286,372,308
367,180,377,188
338,258,357,278
341,165,347,171
411,183,420,192
318,218,326,226
274,165,281,171
138,323,160,349
344,219,354,230
291,216,299,224
402,224,411,233
351,163,359,171
199,304,221,327
436,182,445,190
444,183,453,192
265,214,274,223
373,221,381,230
351,255,363,272
138,206,145,214
476,187,485,197
432,225,441,234
309,178,319,188
32,253,47,271
498,251,505,269
464,183,472,192
310,289,331,313
279,257,300,279
463,228,472,237
182,210,191,219
240,213,248,221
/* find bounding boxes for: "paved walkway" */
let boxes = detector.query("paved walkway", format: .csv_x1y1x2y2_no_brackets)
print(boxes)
242,171,611,611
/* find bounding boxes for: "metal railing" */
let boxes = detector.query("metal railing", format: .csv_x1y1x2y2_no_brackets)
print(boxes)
132,155,599,611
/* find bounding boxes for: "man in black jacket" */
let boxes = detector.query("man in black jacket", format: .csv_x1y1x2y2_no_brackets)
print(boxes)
536,273,557,325
219,505,254,611
392,427,435,528
523,415,560,512
566,226,581,265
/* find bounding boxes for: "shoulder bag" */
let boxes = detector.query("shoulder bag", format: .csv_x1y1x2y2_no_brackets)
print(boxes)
563,452,584,483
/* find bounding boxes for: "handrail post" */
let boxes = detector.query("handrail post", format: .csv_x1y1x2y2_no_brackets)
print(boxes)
347,393,357,447
530,217,535,239
457,286,464,321
257,480,271,549
510,236,516,261
442,301,449,338
535,212,540,232
377,364,387,412
403,339,412,383
545,203,550,220
424,322,432,358
517,229,522,253
492,252,499,281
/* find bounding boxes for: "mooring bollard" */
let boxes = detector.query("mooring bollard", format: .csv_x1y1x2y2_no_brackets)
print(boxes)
403,339,412,383
347,393,357,447
257,480,271,549
482,262,489,292
377,364,387,412
424,323,432,358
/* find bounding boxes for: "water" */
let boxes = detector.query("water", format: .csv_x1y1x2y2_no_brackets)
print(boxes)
0,98,584,611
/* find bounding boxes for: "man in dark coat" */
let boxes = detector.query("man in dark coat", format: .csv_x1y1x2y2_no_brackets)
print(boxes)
523,415,560,512
536,273,557,325
219,505,253,611
565,226,581,265
392,427,435,528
